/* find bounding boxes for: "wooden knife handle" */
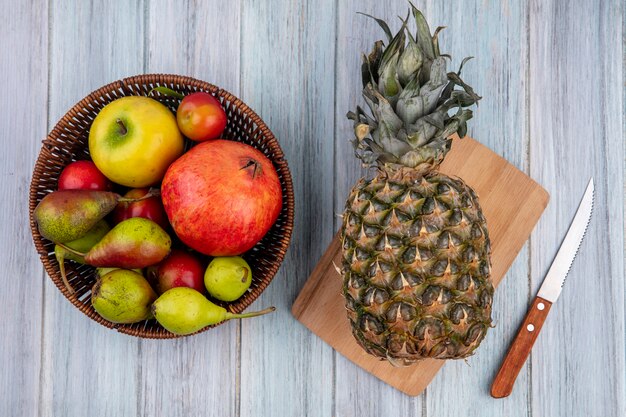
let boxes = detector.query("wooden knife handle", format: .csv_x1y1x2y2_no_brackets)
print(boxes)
491,296,552,398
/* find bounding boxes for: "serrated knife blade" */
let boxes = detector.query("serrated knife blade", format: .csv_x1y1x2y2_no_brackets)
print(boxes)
491,178,594,398
536,178,594,302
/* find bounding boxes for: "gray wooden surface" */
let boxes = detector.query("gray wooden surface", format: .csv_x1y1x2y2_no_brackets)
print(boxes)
0,0,623,416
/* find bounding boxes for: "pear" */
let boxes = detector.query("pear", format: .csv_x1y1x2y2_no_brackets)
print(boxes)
34,189,154,243
54,220,110,294
85,217,171,268
95,267,142,278
152,287,275,335
34,190,119,243
91,269,157,324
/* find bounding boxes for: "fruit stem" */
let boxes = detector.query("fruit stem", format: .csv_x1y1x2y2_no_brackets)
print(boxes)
116,118,127,135
227,306,276,320
118,188,161,203
55,252,75,295
56,242,86,258
148,86,185,100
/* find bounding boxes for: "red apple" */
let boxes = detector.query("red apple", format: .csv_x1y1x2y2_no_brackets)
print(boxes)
161,139,282,256
112,188,169,230
58,160,113,191
176,92,227,142
146,249,205,294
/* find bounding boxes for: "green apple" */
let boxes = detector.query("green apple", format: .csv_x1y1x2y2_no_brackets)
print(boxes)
88,96,184,187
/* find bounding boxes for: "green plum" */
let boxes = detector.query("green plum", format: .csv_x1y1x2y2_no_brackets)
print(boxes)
203,256,252,301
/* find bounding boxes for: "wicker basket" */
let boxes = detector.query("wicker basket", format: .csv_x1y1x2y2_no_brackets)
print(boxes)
29,74,294,338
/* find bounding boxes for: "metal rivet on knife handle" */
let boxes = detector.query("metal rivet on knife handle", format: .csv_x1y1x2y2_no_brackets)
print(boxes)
490,297,552,398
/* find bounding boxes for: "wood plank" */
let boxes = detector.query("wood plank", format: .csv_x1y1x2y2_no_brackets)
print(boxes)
139,1,240,416
238,1,336,416
293,137,549,397
144,0,240,95
333,2,423,413
333,1,534,413
528,0,625,416
39,2,145,416
0,0,47,416
421,0,534,414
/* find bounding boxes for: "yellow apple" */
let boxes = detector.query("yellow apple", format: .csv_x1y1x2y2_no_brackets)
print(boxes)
88,96,184,187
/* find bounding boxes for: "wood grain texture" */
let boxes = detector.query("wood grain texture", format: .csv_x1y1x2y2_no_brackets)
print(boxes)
333,0,535,413
491,297,552,398
39,1,145,416
333,3,425,415
293,137,549,397
528,1,626,416
138,2,241,416
421,1,535,416
238,1,335,416
145,0,241,94
0,0,47,416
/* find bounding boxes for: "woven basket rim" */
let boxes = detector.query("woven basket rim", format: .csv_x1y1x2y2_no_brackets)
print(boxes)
29,73,294,339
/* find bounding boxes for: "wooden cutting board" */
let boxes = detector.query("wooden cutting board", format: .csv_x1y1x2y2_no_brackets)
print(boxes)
291,137,549,396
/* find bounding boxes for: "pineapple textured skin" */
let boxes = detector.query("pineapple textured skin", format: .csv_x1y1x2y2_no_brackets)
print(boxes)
341,170,493,365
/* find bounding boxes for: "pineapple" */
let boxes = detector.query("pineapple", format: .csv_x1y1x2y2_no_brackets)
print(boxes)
341,5,493,366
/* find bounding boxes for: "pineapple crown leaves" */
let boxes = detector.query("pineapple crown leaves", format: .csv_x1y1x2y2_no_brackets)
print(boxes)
347,3,481,171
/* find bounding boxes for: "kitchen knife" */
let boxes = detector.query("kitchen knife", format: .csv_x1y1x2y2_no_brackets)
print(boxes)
490,178,594,398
